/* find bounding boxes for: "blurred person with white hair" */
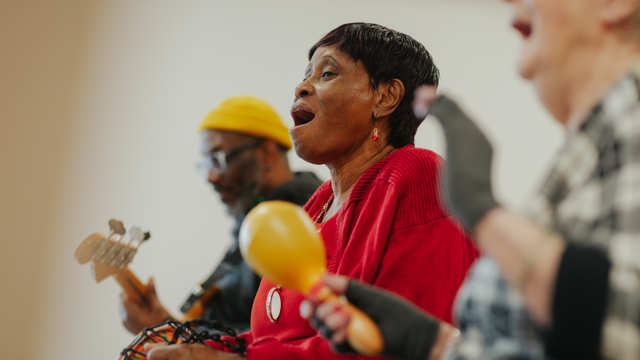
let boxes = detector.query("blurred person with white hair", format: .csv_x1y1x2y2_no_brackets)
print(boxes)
305,0,640,359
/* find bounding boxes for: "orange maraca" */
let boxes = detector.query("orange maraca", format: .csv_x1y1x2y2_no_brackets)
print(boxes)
239,200,384,355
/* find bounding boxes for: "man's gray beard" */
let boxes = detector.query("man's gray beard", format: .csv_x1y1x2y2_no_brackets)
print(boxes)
225,182,262,220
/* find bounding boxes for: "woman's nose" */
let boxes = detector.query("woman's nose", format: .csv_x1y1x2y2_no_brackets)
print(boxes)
294,79,312,100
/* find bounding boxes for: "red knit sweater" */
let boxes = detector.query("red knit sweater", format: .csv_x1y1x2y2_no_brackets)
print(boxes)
209,145,478,359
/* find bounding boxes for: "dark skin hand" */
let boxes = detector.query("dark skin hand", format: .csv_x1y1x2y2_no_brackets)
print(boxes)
146,343,244,360
300,274,459,360
119,278,173,334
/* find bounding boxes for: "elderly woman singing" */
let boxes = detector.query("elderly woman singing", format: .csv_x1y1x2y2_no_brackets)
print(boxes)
147,23,477,360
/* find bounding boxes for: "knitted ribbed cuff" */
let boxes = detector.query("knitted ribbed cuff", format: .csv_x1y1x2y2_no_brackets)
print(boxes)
546,243,611,360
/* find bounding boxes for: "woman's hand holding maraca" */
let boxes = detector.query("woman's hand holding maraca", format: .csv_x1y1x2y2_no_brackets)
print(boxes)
301,274,459,360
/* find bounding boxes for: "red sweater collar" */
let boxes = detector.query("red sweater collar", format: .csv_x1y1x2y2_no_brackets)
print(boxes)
309,145,414,212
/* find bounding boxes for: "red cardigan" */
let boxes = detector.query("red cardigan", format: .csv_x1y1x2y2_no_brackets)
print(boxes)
210,145,477,359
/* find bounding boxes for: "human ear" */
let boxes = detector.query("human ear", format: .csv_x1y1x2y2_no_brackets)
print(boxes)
373,79,405,119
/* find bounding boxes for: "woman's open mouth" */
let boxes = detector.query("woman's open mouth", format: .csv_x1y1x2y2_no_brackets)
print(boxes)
291,104,316,127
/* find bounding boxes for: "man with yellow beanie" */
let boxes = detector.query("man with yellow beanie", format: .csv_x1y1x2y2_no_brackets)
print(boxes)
119,96,321,333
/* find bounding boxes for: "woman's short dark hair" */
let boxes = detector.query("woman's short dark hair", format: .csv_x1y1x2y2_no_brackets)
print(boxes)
310,23,439,148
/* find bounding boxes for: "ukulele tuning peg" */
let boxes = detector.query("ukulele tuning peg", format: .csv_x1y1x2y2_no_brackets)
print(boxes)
108,219,126,235
128,226,144,245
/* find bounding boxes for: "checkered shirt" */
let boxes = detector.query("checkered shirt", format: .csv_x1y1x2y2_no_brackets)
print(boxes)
445,65,640,360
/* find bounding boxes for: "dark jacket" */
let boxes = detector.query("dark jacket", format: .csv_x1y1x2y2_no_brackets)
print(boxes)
181,171,321,331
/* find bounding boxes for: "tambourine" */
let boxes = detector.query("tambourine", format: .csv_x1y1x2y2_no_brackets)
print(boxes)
118,319,246,360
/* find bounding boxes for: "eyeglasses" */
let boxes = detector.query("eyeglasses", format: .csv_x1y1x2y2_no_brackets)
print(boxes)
197,139,264,175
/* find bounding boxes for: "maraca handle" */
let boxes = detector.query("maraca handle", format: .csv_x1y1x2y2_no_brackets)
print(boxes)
314,286,384,355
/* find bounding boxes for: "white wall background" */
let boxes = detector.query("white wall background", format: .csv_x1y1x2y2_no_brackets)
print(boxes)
1,1,562,359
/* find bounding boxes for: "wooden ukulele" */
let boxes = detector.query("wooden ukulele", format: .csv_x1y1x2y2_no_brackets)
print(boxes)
74,219,218,321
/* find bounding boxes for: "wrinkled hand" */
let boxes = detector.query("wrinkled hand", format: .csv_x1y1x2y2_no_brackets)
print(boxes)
119,278,173,334
413,85,499,232
300,274,441,360
146,343,244,360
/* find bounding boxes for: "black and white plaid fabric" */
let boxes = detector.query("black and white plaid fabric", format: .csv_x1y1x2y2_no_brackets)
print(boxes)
446,65,640,360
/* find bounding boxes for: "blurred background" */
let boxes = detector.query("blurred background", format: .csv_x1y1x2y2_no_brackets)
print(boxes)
0,0,561,359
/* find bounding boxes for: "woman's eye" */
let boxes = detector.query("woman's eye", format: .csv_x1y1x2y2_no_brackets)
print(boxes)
321,71,335,79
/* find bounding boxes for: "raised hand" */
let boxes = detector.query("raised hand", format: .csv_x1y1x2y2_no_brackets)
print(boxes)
413,85,499,232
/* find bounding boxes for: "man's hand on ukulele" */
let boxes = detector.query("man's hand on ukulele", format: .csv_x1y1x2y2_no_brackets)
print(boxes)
119,278,173,334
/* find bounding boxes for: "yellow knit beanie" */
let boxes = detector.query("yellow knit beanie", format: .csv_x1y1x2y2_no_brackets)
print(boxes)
199,95,292,149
